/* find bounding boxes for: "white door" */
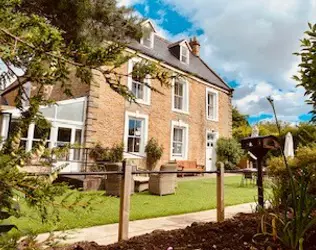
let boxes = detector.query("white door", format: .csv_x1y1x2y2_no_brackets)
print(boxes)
205,132,218,171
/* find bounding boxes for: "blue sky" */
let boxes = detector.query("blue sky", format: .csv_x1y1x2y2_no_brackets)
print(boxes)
120,0,316,125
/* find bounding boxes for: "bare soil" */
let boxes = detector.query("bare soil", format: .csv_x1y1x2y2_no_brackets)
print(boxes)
56,213,316,250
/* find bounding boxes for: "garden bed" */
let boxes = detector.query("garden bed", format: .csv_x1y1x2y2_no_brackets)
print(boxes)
55,213,316,250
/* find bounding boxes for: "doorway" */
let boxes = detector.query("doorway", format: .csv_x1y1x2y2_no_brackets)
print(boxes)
205,131,218,171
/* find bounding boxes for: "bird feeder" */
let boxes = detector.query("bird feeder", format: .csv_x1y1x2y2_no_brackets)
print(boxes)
241,135,280,207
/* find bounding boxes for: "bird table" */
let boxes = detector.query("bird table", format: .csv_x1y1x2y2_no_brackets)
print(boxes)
241,136,280,208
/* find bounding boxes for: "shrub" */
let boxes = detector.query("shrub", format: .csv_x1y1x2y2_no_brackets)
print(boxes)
268,144,316,200
216,137,244,170
90,143,124,163
145,138,163,170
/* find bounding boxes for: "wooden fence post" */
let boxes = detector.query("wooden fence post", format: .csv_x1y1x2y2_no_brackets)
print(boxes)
118,160,132,241
216,162,224,222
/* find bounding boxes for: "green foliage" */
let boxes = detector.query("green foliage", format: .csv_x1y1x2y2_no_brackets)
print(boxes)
256,97,316,250
89,143,124,163
232,106,249,129
0,0,172,247
232,124,252,142
268,144,316,200
293,22,316,122
0,153,69,248
232,107,251,141
145,138,163,170
216,137,244,170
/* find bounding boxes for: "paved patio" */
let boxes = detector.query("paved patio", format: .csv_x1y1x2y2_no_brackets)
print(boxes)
36,202,255,246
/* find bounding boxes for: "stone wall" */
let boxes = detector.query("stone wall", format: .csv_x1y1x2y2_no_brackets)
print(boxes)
85,60,232,169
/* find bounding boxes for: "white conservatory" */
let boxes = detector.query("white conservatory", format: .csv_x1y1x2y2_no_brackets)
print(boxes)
0,97,87,172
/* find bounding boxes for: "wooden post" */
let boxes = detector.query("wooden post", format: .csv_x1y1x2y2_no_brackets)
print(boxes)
256,155,264,208
216,162,224,222
118,160,132,241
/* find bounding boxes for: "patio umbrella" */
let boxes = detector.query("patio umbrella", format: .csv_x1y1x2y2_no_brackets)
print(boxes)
284,132,294,158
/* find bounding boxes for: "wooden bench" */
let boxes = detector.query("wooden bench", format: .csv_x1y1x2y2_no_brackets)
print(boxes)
175,160,204,177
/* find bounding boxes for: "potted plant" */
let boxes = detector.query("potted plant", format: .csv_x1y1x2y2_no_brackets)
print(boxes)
145,138,163,170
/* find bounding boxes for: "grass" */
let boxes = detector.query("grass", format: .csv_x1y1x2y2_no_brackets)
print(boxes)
9,176,268,236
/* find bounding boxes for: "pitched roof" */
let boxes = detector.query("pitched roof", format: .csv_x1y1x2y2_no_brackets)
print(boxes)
128,35,232,92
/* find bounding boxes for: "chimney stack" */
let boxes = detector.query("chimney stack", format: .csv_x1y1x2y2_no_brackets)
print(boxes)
189,36,200,57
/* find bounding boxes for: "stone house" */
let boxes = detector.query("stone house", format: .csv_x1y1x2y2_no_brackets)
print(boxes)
0,20,233,172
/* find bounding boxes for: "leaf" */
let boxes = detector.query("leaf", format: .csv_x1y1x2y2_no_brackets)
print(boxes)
0,224,17,233
0,211,11,220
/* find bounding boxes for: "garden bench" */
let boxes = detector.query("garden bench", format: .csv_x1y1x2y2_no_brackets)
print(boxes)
175,160,204,177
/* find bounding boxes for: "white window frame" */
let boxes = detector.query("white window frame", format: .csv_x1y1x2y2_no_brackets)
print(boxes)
124,111,149,158
206,88,219,122
170,120,189,160
180,45,189,64
127,59,151,105
3,97,86,157
172,77,189,114
140,31,154,49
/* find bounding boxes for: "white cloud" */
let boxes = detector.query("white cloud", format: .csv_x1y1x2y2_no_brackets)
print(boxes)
117,0,143,7
233,80,310,122
160,0,316,122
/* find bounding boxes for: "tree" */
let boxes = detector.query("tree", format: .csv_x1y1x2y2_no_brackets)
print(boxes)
232,107,249,129
293,22,316,122
232,107,251,141
0,0,171,247
216,137,244,170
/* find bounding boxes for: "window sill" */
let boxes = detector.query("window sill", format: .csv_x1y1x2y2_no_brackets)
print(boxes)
170,155,187,161
134,99,151,106
172,108,189,115
206,117,219,122
124,152,146,159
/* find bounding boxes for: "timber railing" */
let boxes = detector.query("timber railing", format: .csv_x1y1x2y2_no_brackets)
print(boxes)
31,160,226,242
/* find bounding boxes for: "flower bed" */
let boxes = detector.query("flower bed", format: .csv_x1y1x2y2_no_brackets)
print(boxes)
56,213,316,250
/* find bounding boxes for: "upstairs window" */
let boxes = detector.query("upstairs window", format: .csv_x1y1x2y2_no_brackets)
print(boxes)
128,60,151,105
174,80,184,110
132,72,144,100
172,77,189,113
140,21,155,49
180,46,189,64
141,30,153,48
206,88,218,121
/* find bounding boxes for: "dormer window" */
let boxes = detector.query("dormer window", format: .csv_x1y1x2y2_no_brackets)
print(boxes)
140,20,156,49
141,30,153,48
168,40,191,64
180,46,189,64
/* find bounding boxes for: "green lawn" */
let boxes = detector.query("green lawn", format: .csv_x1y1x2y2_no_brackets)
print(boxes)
9,176,267,236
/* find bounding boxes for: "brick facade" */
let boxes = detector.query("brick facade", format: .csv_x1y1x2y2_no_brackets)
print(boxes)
1,58,232,170
85,59,232,169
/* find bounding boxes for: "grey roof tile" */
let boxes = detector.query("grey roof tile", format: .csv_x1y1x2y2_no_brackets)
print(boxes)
128,35,232,91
